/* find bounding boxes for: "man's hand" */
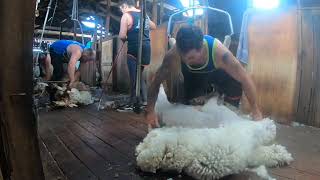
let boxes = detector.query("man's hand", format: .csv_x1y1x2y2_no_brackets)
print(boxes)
145,110,160,130
252,107,263,121
189,96,207,106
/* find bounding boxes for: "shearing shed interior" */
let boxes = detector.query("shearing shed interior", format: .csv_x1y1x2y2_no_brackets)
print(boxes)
1,0,320,180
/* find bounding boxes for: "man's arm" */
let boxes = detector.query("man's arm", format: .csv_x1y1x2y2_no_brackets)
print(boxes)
149,18,157,30
145,52,173,128
119,13,129,41
214,40,262,120
146,55,171,112
67,45,82,84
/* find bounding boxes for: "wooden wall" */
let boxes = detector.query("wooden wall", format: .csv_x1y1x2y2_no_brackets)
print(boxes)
100,40,113,85
296,8,320,127
80,61,96,86
240,7,320,127
241,9,298,124
115,39,130,92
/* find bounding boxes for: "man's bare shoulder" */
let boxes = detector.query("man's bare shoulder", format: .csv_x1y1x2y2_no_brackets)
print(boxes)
67,44,82,54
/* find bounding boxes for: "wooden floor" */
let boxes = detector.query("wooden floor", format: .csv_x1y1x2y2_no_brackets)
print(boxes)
38,106,320,180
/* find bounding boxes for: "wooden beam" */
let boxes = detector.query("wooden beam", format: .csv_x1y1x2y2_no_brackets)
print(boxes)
80,9,120,22
152,0,158,24
34,29,92,38
160,0,164,24
203,0,208,34
105,0,111,33
0,0,45,179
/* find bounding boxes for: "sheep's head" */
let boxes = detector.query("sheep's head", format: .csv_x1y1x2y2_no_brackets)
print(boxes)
135,129,169,173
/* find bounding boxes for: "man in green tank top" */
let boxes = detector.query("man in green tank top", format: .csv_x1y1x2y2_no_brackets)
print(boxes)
146,25,263,128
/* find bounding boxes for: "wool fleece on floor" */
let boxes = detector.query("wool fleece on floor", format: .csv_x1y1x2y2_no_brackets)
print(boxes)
136,86,293,180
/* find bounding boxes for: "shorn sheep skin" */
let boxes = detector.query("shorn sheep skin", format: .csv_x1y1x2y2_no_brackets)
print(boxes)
136,86,293,180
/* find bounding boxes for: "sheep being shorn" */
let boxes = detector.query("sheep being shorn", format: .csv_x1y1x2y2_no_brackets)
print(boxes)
155,85,245,128
135,86,293,180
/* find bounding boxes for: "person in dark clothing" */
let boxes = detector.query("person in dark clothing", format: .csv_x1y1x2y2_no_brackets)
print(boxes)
118,0,156,106
145,25,263,128
43,40,95,89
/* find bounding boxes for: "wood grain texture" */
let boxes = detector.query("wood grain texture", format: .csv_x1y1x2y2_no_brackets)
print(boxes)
39,140,67,180
0,0,45,179
80,60,97,86
38,108,320,180
241,9,298,124
115,39,130,92
296,9,320,127
39,117,97,180
101,39,113,84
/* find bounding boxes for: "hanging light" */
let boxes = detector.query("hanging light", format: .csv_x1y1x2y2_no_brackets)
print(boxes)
179,0,204,17
82,16,96,28
81,21,96,28
252,0,280,9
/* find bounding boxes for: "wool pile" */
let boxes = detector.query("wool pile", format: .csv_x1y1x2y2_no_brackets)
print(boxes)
135,86,293,180
43,82,94,107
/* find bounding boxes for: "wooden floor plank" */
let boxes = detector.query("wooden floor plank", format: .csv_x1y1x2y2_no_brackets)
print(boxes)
271,167,320,180
275,125,320,177
64,119,130,164
39,119,98,180
39,140,67,180
61,110,137,159
82,109,147,138
44,114,133,180
38,107,320,180
71,108,143,144
64,108,142,144
62,121,143,179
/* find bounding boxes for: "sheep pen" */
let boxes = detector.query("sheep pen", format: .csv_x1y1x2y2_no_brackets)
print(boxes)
135,86,293,180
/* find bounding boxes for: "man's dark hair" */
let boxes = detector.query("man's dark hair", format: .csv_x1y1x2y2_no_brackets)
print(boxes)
176,25,204,54
118,0,136,7
81,48,95,62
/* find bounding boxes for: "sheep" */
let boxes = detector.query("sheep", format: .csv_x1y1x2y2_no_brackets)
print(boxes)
135,86,293,180
155,85,244,128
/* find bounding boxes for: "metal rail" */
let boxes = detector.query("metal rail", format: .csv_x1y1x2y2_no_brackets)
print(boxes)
167,6,234,37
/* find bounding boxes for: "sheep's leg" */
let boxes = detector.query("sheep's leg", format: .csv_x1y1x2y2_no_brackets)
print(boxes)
247,165,276,180
248,144,293,168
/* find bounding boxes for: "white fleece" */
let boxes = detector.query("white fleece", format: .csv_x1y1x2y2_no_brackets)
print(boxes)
68,88,94,105
136,86,293,180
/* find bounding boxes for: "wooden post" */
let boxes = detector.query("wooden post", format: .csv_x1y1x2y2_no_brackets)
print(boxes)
203,0,209,34
73,21,77,40
152,0,158,24
0,0,45,179
160,0,164,24
105,0,111,33
102,0,111,86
